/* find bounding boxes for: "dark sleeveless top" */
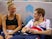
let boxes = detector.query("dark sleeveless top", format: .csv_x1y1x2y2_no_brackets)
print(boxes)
6,14,18,26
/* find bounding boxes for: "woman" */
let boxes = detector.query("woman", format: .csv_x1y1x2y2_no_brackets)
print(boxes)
2,3,22,39
22,8,51,39
0,36,3,39
0,14,2,34
0,14,3,39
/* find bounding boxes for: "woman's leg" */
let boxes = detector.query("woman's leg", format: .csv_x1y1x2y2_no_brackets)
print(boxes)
6,35,13,39
0,35,3,39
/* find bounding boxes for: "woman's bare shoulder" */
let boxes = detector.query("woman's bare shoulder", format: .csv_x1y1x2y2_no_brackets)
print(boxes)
16,14,21,18
16,14,21,16
2,14,7,20
0,14,3,17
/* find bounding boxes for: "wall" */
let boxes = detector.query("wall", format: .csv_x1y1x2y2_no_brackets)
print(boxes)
1,0,52,2
0,2,52,27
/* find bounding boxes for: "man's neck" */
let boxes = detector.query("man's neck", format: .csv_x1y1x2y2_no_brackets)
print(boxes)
39,17,44,22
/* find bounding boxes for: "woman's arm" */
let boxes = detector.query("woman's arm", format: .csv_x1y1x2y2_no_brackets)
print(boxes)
0,14,2,28
2,16,8,36
12,14,22,33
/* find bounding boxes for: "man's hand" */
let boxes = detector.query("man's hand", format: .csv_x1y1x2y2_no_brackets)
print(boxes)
21,29,26,33
29,29,38,34
21,27,31,33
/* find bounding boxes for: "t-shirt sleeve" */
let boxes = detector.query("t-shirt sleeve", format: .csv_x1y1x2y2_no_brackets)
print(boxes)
25,19,33,28
46,19,51,30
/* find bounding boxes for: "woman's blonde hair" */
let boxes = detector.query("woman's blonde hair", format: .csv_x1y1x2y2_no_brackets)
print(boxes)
7,0,14,9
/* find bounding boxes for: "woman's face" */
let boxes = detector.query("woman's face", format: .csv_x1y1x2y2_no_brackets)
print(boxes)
33,11,40,21
8,4,16,14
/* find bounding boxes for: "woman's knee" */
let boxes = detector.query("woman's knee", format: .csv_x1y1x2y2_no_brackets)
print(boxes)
0,35,3,39
6,35,13,39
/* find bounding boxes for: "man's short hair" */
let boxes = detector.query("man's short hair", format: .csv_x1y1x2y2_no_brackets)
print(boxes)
35,8,45,17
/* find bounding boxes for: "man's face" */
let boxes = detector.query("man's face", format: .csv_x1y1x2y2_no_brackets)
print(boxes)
33,11,40,21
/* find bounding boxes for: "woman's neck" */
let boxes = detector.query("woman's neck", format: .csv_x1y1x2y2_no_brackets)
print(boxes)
8,13,15,17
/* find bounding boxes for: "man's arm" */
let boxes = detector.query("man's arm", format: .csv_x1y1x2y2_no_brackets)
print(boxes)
21,19,33,33
37,29,51,35
31,19,51,35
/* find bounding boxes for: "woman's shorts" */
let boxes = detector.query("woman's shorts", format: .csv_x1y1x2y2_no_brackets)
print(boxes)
1,30,20,37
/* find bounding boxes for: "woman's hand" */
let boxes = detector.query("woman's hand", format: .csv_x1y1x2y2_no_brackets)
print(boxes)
7,32,14,35
5,35,13,39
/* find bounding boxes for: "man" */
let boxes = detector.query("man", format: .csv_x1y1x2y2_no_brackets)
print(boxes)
22,8,51,39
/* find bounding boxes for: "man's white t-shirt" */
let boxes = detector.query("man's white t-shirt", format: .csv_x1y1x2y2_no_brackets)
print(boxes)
25,19,51,31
